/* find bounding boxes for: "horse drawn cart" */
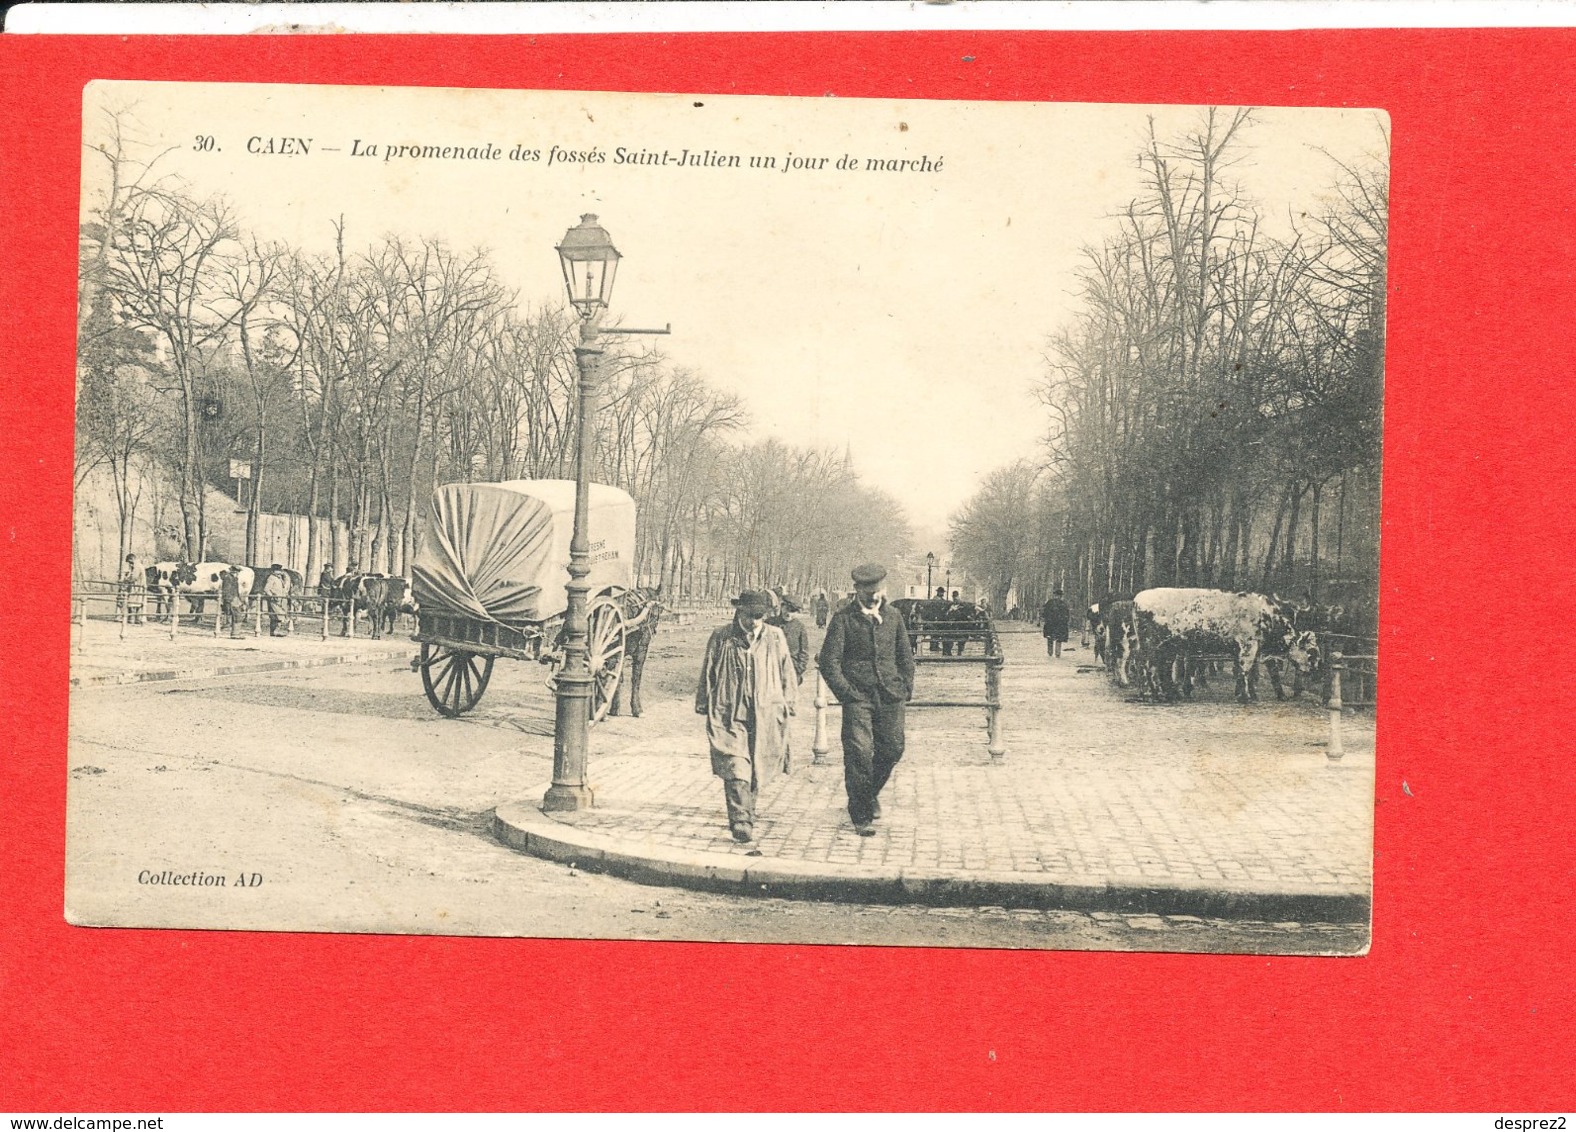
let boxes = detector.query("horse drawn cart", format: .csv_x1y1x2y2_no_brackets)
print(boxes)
410,479,655,721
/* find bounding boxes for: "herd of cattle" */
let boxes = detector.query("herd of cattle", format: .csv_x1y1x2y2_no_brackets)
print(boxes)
1088,587,1370,704
140,561,415,639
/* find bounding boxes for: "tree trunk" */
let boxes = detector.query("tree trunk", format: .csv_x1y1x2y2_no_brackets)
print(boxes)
1282,480,1304,579
400,383,430,585
1335,472,1347,581
1261,484,1291,591
329,461,342,575
1221,488,1243,590
246,425,265,567
1309,480,1323,601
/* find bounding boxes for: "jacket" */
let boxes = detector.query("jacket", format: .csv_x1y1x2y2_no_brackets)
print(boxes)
767,613,810,683
817,598,915,705
695,619,796,785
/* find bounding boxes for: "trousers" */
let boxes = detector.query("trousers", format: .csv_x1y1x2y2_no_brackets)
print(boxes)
722,777,757,830
841,699,906,825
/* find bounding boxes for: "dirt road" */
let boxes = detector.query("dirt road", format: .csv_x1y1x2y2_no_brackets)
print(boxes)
65,616,1369,953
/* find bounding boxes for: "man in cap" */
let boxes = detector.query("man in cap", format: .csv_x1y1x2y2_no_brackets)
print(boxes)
696,589,798,845
817,563,915,835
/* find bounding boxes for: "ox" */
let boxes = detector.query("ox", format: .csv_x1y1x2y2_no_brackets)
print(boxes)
144,561,253,620
1130,588,1319,703
333,573,408,639
144,561,192,620
1263,599,1370,702
249,564,303,636
1088,592,1133,670
1100,599,1139,686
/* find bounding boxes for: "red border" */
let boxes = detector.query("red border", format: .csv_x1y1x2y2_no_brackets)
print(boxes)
4,30,1574,1111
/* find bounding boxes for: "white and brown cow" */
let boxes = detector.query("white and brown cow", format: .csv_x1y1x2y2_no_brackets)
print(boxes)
1130,588,1319,703
144,561,193,619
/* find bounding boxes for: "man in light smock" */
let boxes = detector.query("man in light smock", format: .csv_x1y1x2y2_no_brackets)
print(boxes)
695,589,798,844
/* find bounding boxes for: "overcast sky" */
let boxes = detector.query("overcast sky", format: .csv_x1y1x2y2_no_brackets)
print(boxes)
85,82,1386,530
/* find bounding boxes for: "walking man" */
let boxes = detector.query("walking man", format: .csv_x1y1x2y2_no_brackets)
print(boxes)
767,590,810,773
1042,588,1071,658
696,590,797,845
767,590,810,684
220,564,246,639
812,591,830,629
817,563,914,836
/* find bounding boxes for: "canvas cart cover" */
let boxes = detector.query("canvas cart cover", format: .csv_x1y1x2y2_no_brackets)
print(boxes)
413,479,636,623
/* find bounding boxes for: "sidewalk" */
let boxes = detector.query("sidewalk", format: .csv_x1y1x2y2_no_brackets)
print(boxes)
497,628,1375,921
68,617,416,687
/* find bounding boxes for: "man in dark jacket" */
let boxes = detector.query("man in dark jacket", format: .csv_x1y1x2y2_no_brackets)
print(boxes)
812,591,830,629
767,590,810,684
817,563,915,835
220,564,246,639
1042,588,1071,658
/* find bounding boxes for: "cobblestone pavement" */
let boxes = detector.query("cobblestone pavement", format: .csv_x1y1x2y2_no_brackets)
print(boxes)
545,624,1374,899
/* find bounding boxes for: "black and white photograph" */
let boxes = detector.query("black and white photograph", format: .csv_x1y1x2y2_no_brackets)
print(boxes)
68,81,1386,954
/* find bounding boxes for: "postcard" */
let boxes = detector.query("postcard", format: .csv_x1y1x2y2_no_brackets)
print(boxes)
67,80,1385,953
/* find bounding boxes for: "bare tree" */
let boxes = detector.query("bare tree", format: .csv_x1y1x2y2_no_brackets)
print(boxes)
100,186,241,558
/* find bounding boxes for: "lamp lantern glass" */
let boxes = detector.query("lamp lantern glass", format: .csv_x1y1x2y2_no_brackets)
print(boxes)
556,213,621,316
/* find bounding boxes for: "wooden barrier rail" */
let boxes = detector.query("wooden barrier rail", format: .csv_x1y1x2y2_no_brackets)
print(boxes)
811,626,1006,762
69,581,415,652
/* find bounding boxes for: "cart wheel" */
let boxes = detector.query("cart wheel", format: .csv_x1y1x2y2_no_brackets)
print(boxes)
587,596,627,724
419,643,494,718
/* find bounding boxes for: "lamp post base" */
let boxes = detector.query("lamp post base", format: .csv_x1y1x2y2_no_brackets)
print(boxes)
542,782,597,812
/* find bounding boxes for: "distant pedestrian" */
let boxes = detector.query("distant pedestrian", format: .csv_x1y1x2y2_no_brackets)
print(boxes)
1042,588,1070,658
261,563,289,637
695,590,797,845
220,565,246,639
812,591,830,629
817,563,914,836
317,565,337,622
925,585,954,655
767,590,810,773
767,591,810,684
119,554,145,626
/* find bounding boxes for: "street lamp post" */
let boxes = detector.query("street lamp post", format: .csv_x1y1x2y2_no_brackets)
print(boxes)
542,215,621,813
926,551,936,596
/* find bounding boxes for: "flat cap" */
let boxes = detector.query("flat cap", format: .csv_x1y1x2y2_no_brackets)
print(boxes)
851,563,887,585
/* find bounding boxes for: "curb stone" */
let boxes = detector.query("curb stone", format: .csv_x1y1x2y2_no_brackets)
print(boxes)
493,794,1370,922
70,647,414,688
